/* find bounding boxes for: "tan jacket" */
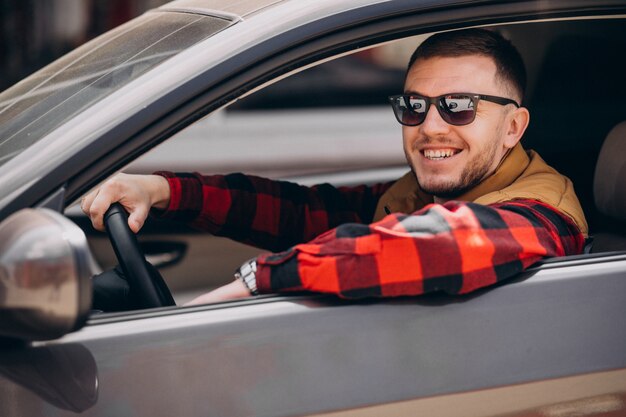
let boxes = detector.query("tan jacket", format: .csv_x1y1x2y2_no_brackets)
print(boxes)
372,143,588,237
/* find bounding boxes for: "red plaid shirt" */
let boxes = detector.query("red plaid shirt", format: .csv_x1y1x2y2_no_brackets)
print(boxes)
155,172,585,298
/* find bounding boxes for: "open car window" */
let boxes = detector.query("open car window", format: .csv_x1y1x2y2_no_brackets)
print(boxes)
79,16,626,311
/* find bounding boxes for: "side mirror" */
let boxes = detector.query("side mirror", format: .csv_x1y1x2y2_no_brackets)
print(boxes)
0,209,94,341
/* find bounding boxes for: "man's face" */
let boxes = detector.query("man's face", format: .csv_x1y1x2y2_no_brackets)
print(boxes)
402,55,517,198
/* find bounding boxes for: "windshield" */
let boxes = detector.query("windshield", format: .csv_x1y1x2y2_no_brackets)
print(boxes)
0,11,230,168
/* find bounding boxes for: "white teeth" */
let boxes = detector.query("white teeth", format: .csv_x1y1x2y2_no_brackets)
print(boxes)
423,149,457,160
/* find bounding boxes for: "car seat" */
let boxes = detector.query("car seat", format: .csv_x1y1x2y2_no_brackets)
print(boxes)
590,121,626,253
522,26,626,232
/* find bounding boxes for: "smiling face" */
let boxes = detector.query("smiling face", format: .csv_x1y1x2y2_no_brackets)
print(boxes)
403,55,526,199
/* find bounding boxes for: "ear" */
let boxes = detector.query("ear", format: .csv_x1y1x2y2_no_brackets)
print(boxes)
503,106,530,149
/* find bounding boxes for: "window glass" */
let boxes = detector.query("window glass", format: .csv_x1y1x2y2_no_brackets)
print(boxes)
0,12,230,168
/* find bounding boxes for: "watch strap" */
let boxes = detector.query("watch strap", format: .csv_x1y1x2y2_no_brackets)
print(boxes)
235,259,258,295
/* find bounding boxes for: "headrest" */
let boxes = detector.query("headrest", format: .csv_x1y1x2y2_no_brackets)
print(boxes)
594,121,626,220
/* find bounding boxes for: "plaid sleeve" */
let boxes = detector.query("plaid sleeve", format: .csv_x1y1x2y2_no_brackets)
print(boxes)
152,171,392,252
254,199,585,298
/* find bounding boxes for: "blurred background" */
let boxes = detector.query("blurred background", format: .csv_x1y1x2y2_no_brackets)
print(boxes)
0,0,168,92
0,0,417,187
0,0,414,101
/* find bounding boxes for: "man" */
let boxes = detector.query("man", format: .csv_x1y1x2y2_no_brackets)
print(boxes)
83,29,587,306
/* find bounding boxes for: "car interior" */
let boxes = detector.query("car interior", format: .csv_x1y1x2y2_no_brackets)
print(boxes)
76,16,626,306
515,19,626,246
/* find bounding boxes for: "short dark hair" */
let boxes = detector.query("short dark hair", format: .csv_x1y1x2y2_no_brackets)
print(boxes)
407,29,526,102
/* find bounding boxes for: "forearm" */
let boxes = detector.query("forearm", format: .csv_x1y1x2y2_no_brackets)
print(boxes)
254,199,585,297
152,171,391,251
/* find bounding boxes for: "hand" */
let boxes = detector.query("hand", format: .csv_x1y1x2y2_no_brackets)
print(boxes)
184,280,252,306
81,173,170,233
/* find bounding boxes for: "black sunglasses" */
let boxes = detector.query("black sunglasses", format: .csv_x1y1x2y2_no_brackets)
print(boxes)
388,93,520,126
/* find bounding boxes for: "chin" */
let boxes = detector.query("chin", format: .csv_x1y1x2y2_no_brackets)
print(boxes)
419,180,457,195
422,186,462,199
417,175,469,198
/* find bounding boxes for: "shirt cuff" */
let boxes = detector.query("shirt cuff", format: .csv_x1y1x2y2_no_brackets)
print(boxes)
150,171,203,221
255,250,302,294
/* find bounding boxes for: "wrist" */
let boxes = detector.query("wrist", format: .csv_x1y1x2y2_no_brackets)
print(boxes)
149,175,171,210
235,258,258,295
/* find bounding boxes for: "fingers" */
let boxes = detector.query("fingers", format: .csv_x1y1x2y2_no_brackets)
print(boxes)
85,178,123,232
81,174,151,233
81,187,106,231
80,189,96,216
128,205,149,234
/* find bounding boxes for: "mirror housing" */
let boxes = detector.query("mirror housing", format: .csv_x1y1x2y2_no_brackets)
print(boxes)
0,209,93,341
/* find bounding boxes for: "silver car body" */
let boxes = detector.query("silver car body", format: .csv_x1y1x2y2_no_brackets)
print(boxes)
0,0,625,416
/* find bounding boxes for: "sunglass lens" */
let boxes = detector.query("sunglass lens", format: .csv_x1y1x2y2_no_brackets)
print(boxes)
439,95,475,125
392,96,426,126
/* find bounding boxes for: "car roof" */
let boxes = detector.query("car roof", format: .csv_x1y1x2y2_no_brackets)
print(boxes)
157,0,287,18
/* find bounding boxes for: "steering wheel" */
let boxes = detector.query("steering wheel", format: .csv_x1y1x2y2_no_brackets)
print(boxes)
103,203,176,308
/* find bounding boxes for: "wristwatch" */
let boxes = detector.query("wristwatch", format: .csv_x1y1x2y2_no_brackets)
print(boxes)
235,258,258,295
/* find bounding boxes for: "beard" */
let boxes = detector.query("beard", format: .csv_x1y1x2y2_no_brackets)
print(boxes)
407,127,505,199
418,142,498,198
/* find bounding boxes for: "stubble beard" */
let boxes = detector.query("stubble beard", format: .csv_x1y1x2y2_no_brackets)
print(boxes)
407,132,502,200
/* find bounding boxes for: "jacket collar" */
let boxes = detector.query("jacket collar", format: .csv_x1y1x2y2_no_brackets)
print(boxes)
373,143,528,221
444,142,529,203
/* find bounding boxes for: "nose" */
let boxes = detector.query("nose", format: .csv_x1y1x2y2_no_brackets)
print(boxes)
419,103,451,136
